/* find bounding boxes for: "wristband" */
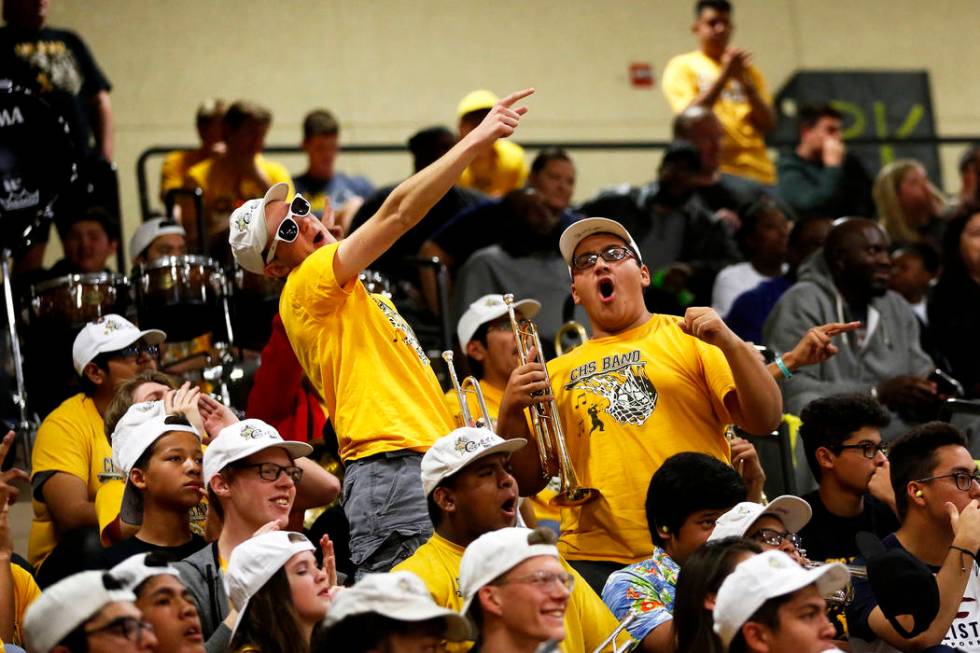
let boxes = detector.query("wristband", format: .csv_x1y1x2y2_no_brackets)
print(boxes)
950,545,977,572
774,354,793,379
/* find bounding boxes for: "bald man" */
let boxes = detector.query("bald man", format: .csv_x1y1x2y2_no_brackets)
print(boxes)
764,218,938,443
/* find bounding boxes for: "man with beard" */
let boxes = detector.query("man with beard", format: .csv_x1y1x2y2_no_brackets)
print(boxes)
764,218,938,437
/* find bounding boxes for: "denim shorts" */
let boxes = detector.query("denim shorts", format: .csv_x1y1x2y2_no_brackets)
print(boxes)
342,450,432,578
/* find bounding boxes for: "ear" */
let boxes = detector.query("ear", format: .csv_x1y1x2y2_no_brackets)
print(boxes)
742,622,771,652
264,262,290,279
83,361,108,387
130,467,148,492
703,591,717,611
639,263,651,288
210,473,233,499
478,585,505,618
815,446,836,473
466,339,488,364
908,482,926,506
432,486,456,516
571,279,582,305
108,239,119,254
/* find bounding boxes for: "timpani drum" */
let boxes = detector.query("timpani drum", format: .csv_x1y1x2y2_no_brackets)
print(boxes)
230,268,284,351
135,255,226,342
29,272,130,328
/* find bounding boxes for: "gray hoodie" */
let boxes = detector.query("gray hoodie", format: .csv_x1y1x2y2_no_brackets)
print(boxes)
173,542,231,653
763,250,933,431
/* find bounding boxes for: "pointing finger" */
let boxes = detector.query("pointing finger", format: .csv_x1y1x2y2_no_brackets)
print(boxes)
497,87,535,108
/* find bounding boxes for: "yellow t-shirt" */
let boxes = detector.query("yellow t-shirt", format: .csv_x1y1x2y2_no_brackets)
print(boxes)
393,532,628,653
94,478,209,546
29,394,121,568
459,140,528,198
184,154,293,237
279,243,455,461
548,314,736,564
9,564,40,646
662,50,775,185
160,149,211,201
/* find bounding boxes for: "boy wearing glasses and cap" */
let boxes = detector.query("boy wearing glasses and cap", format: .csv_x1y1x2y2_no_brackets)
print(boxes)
847,422,980,653
797,394,898,566
459,527,572,653
393,427,626,653
708,495,813,566
22,570,158,653
227,87,533,579
30,315,166,587
173,419,312,652
496,216,782,592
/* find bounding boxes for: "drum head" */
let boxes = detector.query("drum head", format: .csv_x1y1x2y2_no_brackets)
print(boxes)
0,83,77,252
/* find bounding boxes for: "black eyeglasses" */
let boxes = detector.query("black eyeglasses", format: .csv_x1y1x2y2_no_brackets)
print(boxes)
832,442,889,459
571,245,635,271
265,195,311,264
749,527,802,550
916,470,980,492
85,616,154,644
236,461,304,484
108,341,160,361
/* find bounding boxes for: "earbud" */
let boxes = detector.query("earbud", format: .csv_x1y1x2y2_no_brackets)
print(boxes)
660,525,669,533
915,490,924,497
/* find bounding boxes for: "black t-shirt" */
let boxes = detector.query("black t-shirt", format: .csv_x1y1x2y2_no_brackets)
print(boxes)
799,491,900,564
0,26,111,155
102,534,206,568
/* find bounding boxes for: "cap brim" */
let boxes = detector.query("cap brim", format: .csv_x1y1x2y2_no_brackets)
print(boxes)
761,495,812,534
430,438,527,496
809,562,851,598
138,328,167,345
263,182,289,206
120,481,144,526
558,217,639,266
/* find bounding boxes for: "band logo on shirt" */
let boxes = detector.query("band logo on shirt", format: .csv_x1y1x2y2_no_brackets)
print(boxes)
565,350,658,428
372,297,428,365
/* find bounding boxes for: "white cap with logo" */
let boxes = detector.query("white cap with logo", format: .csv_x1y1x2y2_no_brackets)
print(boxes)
110,552,182,593
456,294,541,350
458,527,561,616
129,217,186,261
707,496,812,542
713,550,849,648
203,418,313,487
228,182,289,275
72,314,166,376
23,570,136,653
421,427,526,497
558,217,643,267
324,570,473,641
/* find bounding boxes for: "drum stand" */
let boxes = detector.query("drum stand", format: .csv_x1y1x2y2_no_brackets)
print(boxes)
2,248,36,471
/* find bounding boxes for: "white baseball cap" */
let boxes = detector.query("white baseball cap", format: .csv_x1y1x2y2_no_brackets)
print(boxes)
456,294,541,350
203,418,312,487
421,427,526,497
229,182,289,274
23,570,136,653
459,527,561,616
713,550,849,648
112,410,201,525
110,552,182,593
72,314,166,376
129,217,186,261
558,217,643,267
707,496,812,542
225,531,314,635
324,571,472,642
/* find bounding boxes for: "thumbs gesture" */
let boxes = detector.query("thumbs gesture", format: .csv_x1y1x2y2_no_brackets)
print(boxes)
468,88,534,146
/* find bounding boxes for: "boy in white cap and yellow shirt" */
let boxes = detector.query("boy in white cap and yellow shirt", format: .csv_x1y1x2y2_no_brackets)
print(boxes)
459,526,572,653
22,570,157,653
172,419,311,653
393,427,627,652
227,88,532,579
30,314,165,587
456,89,529,197
318,571,472,652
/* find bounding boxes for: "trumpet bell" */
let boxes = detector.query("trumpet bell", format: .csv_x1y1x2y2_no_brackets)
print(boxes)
550,486,600,507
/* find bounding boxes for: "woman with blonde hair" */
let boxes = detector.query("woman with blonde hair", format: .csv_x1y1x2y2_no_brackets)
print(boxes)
872,159,948,248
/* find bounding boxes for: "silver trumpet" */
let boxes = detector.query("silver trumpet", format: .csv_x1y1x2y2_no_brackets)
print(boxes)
591,610,637,653
442,350,493,429
503,293,599,507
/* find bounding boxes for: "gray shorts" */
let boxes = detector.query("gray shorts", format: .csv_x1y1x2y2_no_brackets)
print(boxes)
342,450,432,579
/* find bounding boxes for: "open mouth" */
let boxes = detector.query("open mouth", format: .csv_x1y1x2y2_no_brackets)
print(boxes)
313,231,326,245
184,625,203,641
270,496,291,509
501,496,517,517
598,277,615,302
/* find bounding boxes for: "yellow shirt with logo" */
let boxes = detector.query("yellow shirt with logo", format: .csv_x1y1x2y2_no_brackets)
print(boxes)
279,243,455,461
10,564,40,646
392,532,629,653
184,155,293,237
29,393,121,568
459,140,528,198
662,50,775,185
548,314,736,564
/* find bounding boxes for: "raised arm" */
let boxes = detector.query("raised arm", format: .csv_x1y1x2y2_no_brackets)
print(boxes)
333,88,534,286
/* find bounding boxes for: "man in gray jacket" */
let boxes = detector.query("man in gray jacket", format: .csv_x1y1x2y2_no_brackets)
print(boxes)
764,218,938,441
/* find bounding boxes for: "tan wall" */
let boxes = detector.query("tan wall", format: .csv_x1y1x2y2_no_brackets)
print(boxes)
42,0,980,265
